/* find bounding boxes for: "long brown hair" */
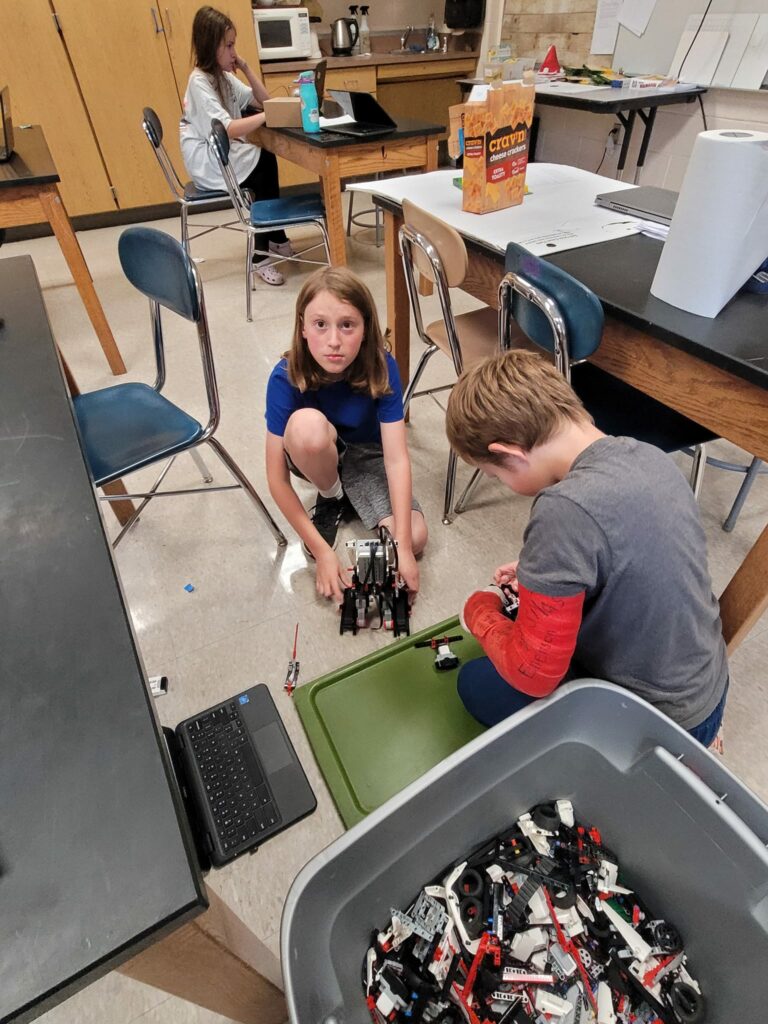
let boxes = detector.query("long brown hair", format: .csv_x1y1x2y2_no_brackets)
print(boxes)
287,267,391,397
191,6,235,104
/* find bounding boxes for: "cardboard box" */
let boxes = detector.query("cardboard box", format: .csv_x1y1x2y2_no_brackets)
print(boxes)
264,97,302,128
461,78,535,215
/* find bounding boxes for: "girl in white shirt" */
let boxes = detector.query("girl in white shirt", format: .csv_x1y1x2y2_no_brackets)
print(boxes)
180,5,291,286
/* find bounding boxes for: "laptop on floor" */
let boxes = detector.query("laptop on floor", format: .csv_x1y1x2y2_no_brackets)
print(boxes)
594,185,678,225
322,89,396,138
173,683,316,868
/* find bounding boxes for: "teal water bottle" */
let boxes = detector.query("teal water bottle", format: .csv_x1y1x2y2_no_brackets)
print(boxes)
298,71,320,134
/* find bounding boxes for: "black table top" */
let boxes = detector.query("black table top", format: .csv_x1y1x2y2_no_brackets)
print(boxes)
273,116,444,149
0,125,59,189
0,256,205,1023
544,234,768,390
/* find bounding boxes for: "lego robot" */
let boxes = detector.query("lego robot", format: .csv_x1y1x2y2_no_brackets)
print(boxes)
340,526,409,637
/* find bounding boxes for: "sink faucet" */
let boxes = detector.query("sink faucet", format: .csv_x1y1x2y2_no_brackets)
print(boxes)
400,25,413,50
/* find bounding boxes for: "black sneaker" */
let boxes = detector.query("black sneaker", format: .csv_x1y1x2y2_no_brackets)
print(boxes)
305,494,348,555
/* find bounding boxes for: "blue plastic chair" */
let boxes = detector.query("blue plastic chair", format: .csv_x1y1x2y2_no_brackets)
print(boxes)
142,107,229,257
209,119,330,321
455,241,716,515
73,226,287,548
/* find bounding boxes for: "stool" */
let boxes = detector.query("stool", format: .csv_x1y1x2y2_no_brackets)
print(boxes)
346,173,383,247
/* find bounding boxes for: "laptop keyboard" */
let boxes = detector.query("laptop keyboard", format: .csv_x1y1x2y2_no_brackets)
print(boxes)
188,702,281,855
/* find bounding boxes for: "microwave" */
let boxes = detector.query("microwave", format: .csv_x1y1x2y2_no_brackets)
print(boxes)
252,7,312,61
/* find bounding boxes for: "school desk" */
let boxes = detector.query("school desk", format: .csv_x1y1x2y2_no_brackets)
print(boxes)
0,124,126,374
255,118,444,266
0,255,284,1024
366,168,768,656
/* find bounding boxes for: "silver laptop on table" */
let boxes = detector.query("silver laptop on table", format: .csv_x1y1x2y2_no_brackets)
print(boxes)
595,185,678,226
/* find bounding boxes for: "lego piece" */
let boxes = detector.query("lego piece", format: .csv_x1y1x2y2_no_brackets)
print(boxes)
508,927,548,962
549,943,578,980
284,622,300,696
341,528,410,637
596,982,616,1024
601,901,653,962
534,989,571,1018
555,799,575,828
501,967,556,985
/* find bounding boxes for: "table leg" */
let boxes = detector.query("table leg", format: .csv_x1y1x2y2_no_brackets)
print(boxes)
118,885,285,1024
720,523,768,654
320,154,347,266
384,208,410,389
634,107,657,184
101,480,138,525
616,109,636,181
37,185,127,376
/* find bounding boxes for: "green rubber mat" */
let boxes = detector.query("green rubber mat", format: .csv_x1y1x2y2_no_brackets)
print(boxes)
294,616,486,827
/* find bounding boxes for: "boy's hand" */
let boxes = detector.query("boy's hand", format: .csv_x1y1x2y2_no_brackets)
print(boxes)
493,560,520,593
315,549,350,604
397,549,419,602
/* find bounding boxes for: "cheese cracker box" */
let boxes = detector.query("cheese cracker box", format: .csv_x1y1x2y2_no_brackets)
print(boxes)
462,79,535,215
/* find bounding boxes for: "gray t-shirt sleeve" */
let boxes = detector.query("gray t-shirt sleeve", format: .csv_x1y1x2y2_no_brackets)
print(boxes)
516,493,612,599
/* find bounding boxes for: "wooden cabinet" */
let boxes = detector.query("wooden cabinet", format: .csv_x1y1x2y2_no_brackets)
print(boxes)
0,0,115,218
162,0,263,105
53,0,186,209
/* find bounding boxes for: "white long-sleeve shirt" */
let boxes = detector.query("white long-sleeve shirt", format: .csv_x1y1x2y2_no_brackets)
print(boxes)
180,69,261,191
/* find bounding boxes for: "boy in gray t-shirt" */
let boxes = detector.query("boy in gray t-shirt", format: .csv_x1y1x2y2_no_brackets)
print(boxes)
445,350,728,746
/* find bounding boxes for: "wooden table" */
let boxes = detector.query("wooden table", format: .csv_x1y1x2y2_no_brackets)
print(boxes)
0,256,284,1024
256,118,443,266
0,124,126,375
375,191,768,656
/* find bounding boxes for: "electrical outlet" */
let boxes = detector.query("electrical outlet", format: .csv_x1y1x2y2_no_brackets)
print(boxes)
606,122,622,154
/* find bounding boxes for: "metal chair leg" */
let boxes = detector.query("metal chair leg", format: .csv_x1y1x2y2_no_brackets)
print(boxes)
110,456,177,549
181,203,190,256
442,449,458,525
454,467,482,516
689,443,706,500
346,188,354,237
190,447,213,483
723,456,763,533
402,344,439,414
205,436,287,545
246,231,254,322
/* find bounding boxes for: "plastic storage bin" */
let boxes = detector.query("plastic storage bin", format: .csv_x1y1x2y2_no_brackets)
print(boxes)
282,681,768,1024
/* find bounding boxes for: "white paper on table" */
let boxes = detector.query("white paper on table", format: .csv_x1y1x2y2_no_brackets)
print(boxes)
668,29,729,85
591,0,622,55
617,0,657,38
535,81,606,96
318,114,355,128
346,165,640,258
732,14,768,90
468,84,491,102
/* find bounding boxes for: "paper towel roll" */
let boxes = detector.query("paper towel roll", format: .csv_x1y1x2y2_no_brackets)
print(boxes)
650,129,768,318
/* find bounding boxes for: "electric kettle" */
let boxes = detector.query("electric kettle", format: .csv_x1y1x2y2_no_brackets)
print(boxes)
331,17,359,56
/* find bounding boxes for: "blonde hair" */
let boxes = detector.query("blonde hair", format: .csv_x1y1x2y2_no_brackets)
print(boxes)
287,267,391,397
446,350,591,464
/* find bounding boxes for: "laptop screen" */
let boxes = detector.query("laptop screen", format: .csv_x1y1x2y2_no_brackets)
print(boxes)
328,90,396,127
0,86,14,161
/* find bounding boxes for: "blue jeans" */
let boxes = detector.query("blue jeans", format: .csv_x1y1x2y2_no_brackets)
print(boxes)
457,656,728,747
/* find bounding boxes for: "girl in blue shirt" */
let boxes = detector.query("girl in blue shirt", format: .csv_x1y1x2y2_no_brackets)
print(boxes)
265,268,427,603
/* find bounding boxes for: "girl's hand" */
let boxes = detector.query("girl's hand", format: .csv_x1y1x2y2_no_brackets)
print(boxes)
493,560,519,592
315,549,350,604
233,52,248,74
397,549,419,602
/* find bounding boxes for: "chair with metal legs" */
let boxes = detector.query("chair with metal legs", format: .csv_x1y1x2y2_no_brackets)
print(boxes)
72,226,286,549
142,107,229,257
399,199,501,523
209,119,331,321
453,241,716,516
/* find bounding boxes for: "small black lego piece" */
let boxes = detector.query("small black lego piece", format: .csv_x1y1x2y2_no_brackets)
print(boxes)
414,635,464,670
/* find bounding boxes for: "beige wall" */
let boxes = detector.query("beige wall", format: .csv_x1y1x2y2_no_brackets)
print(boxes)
498,0,768,188
315,0,438,33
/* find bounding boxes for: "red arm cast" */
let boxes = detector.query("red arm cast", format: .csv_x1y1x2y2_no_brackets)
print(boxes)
463,584,585,697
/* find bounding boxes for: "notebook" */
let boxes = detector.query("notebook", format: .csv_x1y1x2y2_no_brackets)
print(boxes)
594,185,678,226
321,89,396,138
0,86,14,162
174,683,316,868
